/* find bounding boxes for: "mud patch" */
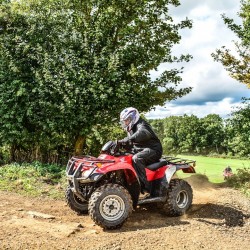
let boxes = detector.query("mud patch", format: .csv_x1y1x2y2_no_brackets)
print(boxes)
185,174,215,189
0,187,250,250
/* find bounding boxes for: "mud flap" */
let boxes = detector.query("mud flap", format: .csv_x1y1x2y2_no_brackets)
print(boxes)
165,165,177,184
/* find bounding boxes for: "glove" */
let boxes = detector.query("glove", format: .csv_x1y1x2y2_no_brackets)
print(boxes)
118,137,130,145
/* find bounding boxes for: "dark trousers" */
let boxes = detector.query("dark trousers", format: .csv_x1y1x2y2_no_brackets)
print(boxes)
132,148,162,191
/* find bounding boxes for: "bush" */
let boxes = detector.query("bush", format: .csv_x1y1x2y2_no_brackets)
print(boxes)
0,162,67,198
226,167,250,197
0,146,11,165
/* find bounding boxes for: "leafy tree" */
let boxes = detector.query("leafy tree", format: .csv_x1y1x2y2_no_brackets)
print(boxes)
200,114,225,154
211,0,250,158
0,0,192,161
212,0,250,87
177,115,202,153
148,118,165,142
158,114,226,155
161,116,181,154
161,115,202,154
225,98,250,157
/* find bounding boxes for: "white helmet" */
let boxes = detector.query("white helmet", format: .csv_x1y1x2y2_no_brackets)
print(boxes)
120,107,140,131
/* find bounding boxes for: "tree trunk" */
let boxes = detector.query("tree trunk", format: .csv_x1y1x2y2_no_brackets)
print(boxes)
216,144,219,154
74,135,85,156
10,144,17,162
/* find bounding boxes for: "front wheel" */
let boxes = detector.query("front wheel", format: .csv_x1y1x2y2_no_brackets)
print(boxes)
88,184,132,229
65,186,88,214
161,179,193,216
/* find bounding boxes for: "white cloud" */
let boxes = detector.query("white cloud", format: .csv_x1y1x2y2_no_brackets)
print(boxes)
145,98,242,119
147,0,249,119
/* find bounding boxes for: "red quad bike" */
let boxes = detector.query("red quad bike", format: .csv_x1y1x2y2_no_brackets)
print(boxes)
65,141,196,229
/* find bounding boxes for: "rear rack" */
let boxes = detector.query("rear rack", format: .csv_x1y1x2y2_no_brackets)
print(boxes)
162,156,196,166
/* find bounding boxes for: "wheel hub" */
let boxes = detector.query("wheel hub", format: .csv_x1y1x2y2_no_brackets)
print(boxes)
99,195,125,221
176,190,188,208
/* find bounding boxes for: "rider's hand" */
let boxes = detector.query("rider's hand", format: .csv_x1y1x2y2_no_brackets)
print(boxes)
118,137,130,145
112,141,120,154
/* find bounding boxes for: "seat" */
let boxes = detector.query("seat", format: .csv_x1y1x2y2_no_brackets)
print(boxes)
146,159,168,171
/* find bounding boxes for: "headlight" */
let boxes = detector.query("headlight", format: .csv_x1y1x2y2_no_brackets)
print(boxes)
96,163,102,168
81,169,93,179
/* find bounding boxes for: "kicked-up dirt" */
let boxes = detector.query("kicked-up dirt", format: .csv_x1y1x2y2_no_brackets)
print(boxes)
0,176,249,250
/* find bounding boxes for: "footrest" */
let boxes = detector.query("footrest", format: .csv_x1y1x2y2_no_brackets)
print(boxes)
138,196,166,205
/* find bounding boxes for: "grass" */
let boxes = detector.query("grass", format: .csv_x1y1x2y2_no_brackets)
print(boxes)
0,162,67,199
175,155,250,183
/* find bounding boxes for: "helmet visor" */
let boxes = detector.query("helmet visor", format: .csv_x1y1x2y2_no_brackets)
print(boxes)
119,117,131,129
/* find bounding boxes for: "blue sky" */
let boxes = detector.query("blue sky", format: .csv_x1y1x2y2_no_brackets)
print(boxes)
146,0,250,119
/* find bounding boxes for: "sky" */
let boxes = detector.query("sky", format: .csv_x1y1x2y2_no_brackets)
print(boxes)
146,0,250,119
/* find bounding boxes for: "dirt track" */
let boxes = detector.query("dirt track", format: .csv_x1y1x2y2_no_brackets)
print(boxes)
0,176,249,250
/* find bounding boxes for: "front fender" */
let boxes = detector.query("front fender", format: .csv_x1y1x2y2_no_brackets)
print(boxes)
95,162,140,208
95,162,137,176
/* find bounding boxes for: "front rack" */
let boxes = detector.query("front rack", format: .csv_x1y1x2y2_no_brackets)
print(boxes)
66,155,115,173
71,155,115,164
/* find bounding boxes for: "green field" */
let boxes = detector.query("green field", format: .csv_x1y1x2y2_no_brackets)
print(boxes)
175,155,250,183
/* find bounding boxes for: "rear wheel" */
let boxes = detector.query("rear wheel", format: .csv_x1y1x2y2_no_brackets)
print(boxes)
88,184,132,229
161,179,193,216
65,186,88,214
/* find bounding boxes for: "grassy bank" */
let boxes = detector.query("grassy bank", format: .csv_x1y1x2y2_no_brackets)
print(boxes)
176,155,249,183
175,155,250,197
0,162,67,199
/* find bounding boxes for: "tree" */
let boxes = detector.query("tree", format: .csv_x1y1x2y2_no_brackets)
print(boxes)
177,115,202,154
161,115,199,154
225,98,250,157
161,116,181,154
0,0,192,161
158,114,226,155
148,118,165,142
212,0,250,87
200,114,225,154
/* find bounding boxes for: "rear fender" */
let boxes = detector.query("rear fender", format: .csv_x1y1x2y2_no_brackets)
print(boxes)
165,165,177,183
176,164,196,173
165,164,196,183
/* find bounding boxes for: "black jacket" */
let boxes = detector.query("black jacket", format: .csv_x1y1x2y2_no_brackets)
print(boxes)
127,118,162,154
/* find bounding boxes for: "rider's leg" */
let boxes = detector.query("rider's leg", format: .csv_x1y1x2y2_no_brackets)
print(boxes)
132,148,161,193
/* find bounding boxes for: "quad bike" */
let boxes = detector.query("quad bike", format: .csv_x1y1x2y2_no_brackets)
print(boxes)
65,141,196,229
223,170,234,180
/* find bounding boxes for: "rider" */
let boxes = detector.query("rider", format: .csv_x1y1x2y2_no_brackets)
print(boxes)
118,107,163,193
224,166,232,173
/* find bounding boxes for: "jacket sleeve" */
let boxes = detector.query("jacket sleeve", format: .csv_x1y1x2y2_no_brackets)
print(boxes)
128,123,152,142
